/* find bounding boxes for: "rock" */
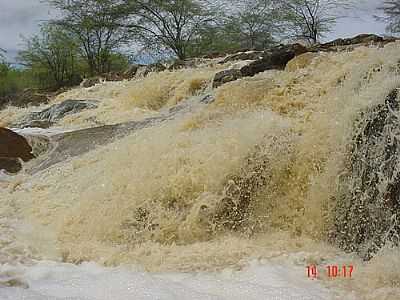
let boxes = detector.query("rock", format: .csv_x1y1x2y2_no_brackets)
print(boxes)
80,77,103,88
0,89,49,109
17,120,54,129
213,44,307,88
285,52,319,72
123,64,145,79
26,93,213,174
136,63,166,78
219,51,264,64
0,127,35,173
240,44,308,77
13,99,99,128
212,69,243,88
314,34,396,52
332,89,400,260
0,157,22,173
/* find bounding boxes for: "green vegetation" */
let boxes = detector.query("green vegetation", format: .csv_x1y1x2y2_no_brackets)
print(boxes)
0,65,36,99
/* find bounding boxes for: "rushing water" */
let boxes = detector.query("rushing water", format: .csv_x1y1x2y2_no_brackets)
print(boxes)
1,43,400,299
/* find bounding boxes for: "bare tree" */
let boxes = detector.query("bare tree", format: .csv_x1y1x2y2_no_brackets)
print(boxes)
0,48,5,61
125,0,217,60
376,1,400,34
278,0,352,44
46,0,132,75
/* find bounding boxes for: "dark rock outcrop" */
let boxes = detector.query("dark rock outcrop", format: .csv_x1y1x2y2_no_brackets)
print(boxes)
313,34,397,52
0,127,35,173
213,44,307,88
241,44,308,76
332,89,400,260
213,69,243,88
13,99,99,128
219,51,264,64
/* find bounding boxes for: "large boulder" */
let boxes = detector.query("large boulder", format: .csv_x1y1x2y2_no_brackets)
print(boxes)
240,44,308,76
0,127,35,173
332,89,400,260
212,69,243,88
213,44,307,88
13,99,99,128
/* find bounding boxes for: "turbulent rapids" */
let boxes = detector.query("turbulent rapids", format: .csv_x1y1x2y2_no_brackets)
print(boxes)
1,40,400,299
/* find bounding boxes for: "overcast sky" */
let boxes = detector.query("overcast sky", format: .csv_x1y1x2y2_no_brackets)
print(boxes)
0,0,388,63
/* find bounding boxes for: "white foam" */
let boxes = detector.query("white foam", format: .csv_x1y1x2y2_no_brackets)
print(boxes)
0,260,353,300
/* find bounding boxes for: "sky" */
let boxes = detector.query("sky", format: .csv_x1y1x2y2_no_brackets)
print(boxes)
0,0,388,63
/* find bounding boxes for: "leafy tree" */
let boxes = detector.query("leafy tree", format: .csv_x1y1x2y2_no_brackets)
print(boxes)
46,0,132,75
278,0,352,44
125,0,217,60
186,23,241,57
18,25,81,88
0,49,8,77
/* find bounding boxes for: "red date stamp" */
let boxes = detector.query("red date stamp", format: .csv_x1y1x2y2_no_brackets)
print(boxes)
307,265,354,279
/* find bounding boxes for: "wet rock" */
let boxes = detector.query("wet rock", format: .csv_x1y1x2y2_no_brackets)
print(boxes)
0,127,35,173
26,93,213,174
332,89,400,260
213,69,243,88
240,44,307,77
0,157,22,173
219,51,264,64
313,34,396,52
13,99,99,128
213,44,307,88
17,120,54,129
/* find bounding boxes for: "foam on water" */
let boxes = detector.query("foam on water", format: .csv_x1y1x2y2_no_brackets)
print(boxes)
0,259,355,300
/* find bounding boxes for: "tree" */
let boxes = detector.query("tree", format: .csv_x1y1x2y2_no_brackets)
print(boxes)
125,0,217,60
0,48,5,62
226,0,279,50
18,25,81,88
376,1,400,34
46,0,132,75
278,0,352,45
0,49,9,78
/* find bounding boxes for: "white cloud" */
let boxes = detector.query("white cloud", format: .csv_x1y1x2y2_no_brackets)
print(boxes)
0,0,52,60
